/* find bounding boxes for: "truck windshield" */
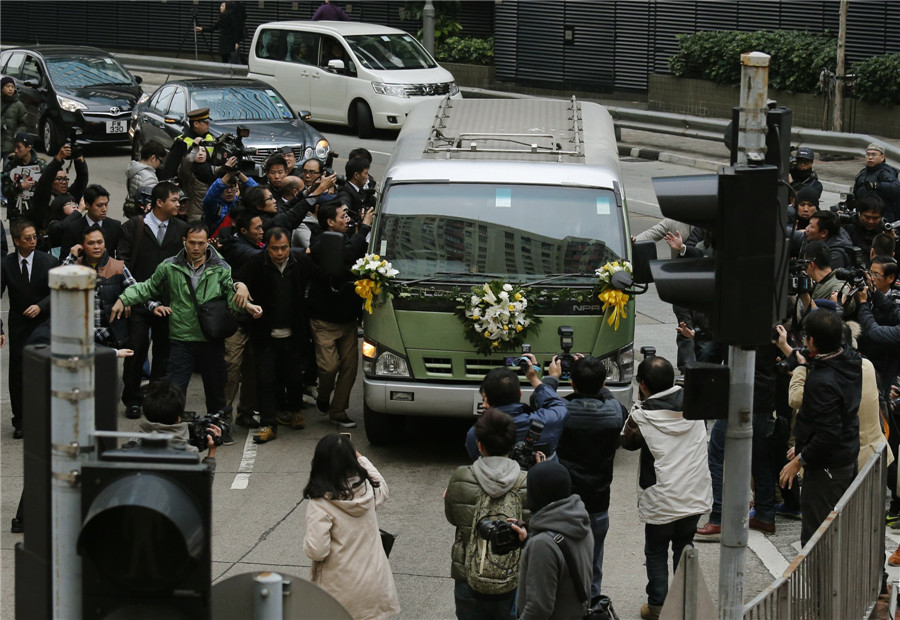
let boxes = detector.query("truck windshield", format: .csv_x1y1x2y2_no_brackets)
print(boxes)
374,183,626,285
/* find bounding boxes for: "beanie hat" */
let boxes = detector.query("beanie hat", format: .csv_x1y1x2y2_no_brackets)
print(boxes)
796,186,820,207
526,461,571,512
1,76,14,89
867,143,885,155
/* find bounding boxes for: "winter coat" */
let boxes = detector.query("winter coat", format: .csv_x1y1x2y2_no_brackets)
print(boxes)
621,386,712,525
465,377,570,462
516,494,593,620
557,389,627,514
306,223,371,324
854,161,900,220
444,456,530,582
220,231,264,271
1,93,27,155
856,293,900,386
304,456,400,620
1,152,46,220
125,160,158,199
792,346,862,470
118,246,243,342
32,155,88,231
202,176,257,234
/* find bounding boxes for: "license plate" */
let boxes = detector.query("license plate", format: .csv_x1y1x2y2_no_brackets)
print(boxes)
106,120,127,134
473,390,485,416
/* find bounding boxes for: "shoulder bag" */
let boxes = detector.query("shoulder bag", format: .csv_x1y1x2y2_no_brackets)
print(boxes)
182,271,238,341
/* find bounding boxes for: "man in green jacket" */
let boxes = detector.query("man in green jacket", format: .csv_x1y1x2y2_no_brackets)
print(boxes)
111,222,262,414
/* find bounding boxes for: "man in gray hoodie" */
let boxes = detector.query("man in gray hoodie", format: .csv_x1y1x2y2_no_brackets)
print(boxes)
445,408,528,619
126,142,166,198
512,461,593,620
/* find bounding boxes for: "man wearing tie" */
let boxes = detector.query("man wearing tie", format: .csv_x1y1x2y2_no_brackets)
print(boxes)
1,220,59,438
58,184,123,259
116,181,189,419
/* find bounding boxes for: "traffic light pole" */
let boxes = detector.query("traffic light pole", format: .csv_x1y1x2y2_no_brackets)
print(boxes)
49,265,96,620
718,52,770,620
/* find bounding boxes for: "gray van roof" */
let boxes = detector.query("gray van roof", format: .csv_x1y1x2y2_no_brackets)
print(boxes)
387,97,622,187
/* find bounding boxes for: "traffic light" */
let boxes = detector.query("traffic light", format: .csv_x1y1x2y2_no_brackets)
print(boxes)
649,164,788,346
78,445,212,620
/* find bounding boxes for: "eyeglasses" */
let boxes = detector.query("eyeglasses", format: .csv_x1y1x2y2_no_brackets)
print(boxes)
302,168,320,175
865,151,882,157
870,272,886,280
19,235,38,241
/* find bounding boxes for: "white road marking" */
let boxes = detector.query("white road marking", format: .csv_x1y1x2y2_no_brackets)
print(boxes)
230,431,258,490
747,529,790,578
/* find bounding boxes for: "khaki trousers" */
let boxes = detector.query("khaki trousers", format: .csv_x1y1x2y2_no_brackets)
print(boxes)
310,319,358,417
224,324,258,414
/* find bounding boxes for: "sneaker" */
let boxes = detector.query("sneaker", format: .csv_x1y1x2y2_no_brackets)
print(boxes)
316,399,330,416
253,426,277,444
330,415,357,429
235,413,260,429
640,603,662,620
775,502,802,519
695,522,721,541
125,405,142,420
887,511,900,527
10,517,23,534
222,431,235,446
889,543,900,567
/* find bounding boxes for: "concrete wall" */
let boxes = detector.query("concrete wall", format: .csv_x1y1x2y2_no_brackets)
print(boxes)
648,74,900,139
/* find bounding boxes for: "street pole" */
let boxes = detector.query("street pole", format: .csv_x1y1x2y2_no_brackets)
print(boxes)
833,0,848,132
423,0,436,55
49,264,96,620
718,51,768,620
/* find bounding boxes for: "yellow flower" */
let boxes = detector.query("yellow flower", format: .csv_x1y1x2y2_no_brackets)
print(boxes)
516,325,523,332
503,325,509,330
515,293,522,300
491,341,499,348
373,254,380,260
484,331,490,338
472,315,480,320
508,304,515,311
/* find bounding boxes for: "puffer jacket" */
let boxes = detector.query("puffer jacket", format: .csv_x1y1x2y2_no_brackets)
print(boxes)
1,92,27,155
854,161,900,220
621,386,712,525
118,246,242,342
444,456,530,582
125,160,158,198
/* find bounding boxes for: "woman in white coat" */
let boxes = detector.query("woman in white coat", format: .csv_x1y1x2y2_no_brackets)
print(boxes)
303,434,400,620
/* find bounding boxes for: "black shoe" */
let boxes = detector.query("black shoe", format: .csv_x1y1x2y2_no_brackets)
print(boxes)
12,428,23,439
316,399,329,415
10,518,23,533
125,405,142,419
235,413,260,429
222,431,235,446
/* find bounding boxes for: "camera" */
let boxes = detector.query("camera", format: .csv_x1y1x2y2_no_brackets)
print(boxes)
323,151,344,183
833,266,867,288
510,419,544,471
776,347,810,375
557,326,575,380
475,517,522,555
200,126,258,176
361,187,377,210
185,410,232,452
506,344,532,374
788,259,813,295
66,125,83,159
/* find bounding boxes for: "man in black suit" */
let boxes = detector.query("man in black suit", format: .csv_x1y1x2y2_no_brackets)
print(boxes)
117,181,189,419
336,156,370,221
58,184,122,259
1,219,59,437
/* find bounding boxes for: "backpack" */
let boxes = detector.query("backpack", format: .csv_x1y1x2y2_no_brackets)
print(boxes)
464,471,526,595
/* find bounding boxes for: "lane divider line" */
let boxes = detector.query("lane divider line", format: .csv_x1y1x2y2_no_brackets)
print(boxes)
231,431,258,490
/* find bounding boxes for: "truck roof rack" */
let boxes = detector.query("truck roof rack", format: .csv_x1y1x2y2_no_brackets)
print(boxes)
424,96,585,162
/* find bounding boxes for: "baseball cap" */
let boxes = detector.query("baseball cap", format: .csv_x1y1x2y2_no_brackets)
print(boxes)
14,132,32,147
795,146,814,161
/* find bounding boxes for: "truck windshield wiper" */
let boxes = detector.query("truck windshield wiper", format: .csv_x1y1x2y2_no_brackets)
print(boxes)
523,273,589,286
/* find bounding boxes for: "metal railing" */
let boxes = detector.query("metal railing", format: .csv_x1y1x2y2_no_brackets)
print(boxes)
743,446,887,620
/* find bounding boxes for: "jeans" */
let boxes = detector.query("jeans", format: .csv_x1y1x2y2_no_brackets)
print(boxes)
167,339,226,413
707,414,777,525
644,514,701,607
453,581,516,620
590,511,610,599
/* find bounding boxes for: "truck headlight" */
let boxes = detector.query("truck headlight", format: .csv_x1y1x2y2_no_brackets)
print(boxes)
362,339,410,377
600,344,634,384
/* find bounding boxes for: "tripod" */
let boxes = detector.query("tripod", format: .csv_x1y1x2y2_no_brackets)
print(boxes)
175,7,215,64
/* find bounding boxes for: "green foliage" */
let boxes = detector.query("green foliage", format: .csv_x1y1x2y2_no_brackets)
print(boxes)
399,1,462,43
852,52,900,107
669,30,836,93
435,37,494,66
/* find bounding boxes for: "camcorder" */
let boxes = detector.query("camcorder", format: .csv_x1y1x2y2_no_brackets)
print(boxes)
831,197,896,234
199,126,257,176
557,326,575,380
505,344,532,374
776,347,810,375
788,259,812,295
185,411,232,452
66,126,84,159
510,419,544,471
475,517,523,555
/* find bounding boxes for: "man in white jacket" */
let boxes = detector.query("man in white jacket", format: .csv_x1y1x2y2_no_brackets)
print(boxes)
621,355,712,620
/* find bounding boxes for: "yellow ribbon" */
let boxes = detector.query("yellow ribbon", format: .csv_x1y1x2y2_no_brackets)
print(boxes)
598,288,629,330
354,278,382,314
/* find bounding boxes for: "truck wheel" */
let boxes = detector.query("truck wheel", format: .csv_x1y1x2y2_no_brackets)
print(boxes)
356,101,374,139
363,404,404,445
41,118,63,154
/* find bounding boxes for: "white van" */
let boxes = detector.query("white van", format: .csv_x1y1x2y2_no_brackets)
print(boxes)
248,21,461,138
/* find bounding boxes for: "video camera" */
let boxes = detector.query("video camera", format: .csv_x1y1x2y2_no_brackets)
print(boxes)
66,126,83,159
788,259,813,295
509,419,544,471
831,195,895,234
185,411,232,452
199,125,257,176
475,517,523,555
557,326,575,380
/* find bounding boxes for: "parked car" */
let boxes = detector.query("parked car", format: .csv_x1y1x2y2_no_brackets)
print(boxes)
0,45,143,153
129,78,331,172
248,20,461,138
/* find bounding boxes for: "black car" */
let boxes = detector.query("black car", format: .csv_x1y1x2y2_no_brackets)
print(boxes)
130,78,331,170
0,45,143,153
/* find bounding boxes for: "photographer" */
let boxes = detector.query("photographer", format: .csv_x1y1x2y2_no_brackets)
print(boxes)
241,181,332,233
336,156,371,220
2,133,46,223
844,195,892,263
870,256,899,309
138,378,219,476
31,143,88,236
800,210,856,269
853,144,900,222
464,354,568,463
444,408,529,619
202,155,257,239
855,284,900,390
58,184,123,260
789,147,823,201
507,461,593,620
790,186,819,234
872,233,897,263
299,157,338,205
795,241,853,320
556,355,626,607
620,355,711,620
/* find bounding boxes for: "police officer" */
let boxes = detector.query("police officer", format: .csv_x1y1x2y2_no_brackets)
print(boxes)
157,108,217,222
158,108,214,180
